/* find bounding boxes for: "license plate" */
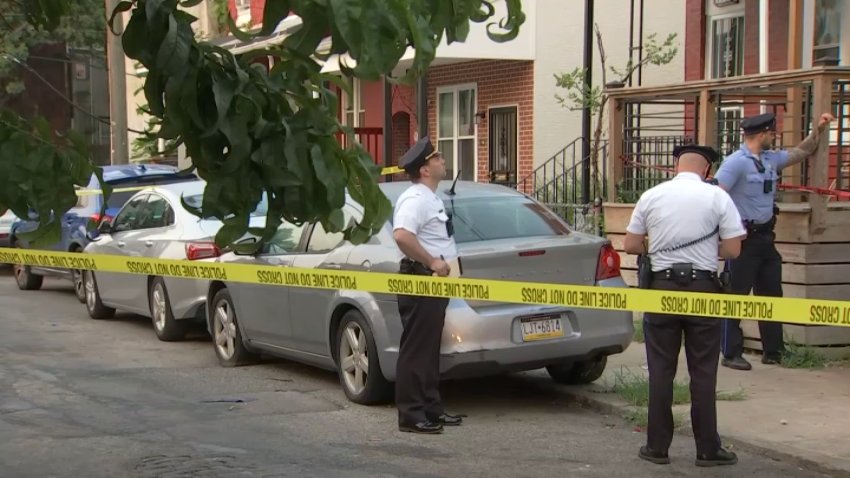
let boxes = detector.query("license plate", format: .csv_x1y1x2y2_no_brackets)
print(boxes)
520,315,565,341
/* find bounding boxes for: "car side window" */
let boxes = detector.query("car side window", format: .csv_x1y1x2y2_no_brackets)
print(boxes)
111,195,148,233
136,195,174,230
306,209,354,253
260,221,308,255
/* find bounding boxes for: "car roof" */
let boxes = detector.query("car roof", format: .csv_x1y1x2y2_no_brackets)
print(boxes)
377,180,526,204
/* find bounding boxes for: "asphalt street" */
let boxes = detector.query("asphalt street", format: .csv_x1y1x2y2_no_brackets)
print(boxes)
0,267,832,478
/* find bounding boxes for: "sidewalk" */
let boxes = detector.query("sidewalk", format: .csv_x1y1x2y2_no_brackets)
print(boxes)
560,340,850,475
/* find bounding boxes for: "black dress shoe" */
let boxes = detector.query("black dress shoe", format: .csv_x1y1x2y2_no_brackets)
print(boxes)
721,356,752,371
761,354,782,365
638,445,670,465
695,447,738,467
398,421,443,434
430,413,463,426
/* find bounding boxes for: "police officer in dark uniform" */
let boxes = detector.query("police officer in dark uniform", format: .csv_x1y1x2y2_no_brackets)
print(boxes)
625,145,746,467
714,112,834,370
392,137,463,434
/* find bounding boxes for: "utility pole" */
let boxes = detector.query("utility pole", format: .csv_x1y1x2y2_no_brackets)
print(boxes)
106,0,129,164
580,0,593,204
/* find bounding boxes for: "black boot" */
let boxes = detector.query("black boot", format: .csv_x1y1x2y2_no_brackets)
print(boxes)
696,447,738,467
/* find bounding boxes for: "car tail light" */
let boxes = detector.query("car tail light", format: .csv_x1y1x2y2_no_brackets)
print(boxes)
186,242,221,261
90,213,113,225
596,244,621,281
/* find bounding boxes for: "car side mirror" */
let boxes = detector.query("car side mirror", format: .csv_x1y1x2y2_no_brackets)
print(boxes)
231,236,260,255
98,221,113,235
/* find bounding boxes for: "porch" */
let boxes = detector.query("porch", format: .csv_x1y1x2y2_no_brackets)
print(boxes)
602,66,850,351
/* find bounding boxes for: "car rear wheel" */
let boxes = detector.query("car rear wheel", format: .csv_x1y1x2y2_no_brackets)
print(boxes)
546,356,608,385
335,310,392,405
210,288,256,367
150,278,188,342
12,241,42,291
84,271,115,320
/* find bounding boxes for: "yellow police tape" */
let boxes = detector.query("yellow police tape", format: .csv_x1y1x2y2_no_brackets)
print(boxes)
73,166,407,196
2,247,849,328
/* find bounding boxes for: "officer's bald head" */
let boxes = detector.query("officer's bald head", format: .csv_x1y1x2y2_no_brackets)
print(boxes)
675,153,712,177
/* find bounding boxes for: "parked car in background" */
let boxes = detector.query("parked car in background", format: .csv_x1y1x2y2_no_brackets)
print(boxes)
82,181,268,341
0,209,16,248
11,164,196,301
204,180,633,405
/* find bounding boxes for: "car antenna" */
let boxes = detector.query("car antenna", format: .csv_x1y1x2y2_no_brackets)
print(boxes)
447,169,461,196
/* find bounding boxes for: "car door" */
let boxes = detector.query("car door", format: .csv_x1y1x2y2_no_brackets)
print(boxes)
229,220,309,350
288,208,358,356
93,194,153,308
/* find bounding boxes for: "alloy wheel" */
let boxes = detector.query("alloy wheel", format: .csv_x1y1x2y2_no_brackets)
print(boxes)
339,322,369,395
214,300,237,360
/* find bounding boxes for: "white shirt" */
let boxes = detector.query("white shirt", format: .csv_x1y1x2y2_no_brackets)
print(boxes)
393,183,458,261
626,172,745,272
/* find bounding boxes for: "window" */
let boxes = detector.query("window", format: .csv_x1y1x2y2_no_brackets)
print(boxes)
716,107,743,156
306,210,355,253
261,221,308,255
234,0,251,26
342,77,366,127
709,15,745,79
444,196,570,244
111,195,148,233
813,0,843,64
437,85,477,181
183,192,269,217
135,195,174,229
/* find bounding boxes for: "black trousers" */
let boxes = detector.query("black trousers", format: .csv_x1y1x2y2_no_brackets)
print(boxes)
644,278,722,456
721,231,785,359
396,292,449,425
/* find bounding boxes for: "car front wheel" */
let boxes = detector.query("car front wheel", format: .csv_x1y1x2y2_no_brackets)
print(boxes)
335,310,392,405
546,356,608,385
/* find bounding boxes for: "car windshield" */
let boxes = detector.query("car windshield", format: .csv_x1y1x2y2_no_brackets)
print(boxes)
444,196,570,244
182,193,269,216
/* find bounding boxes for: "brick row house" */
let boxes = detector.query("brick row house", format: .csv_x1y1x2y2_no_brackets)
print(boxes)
217,0,686,190
683,0,850,187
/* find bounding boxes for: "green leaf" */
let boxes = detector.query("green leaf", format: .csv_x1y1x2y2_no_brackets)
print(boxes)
259,0,292,35
156,15,192,76
226,14,256,43
108,1,134,34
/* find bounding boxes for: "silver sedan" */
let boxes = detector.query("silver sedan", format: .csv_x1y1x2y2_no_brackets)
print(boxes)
83,181,266,341
205,180,633,405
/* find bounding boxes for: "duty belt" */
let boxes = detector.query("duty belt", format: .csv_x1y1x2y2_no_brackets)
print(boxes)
744,217,775,234
653,269,717,281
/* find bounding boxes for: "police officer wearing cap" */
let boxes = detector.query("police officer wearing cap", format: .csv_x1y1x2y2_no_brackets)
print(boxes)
392,136,463,434
625,144,746,467
714,112,835,370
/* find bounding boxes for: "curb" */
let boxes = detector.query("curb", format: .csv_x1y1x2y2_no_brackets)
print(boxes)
562,387,850,478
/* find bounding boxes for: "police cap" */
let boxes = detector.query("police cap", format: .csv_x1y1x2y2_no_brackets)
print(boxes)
740,113,776,135
399,136,436,173
672,144,720,164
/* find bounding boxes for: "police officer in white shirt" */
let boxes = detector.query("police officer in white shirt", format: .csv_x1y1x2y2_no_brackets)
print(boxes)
392,136,463,434
624,144,746,467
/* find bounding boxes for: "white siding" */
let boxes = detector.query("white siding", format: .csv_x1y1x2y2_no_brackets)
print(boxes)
533,0,685,169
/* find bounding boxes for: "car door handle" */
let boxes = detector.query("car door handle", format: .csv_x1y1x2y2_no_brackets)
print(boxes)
117,241,126,248
145,241,153,247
